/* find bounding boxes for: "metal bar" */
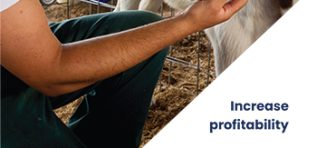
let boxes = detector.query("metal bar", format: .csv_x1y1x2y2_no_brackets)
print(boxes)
80,0,116,9
168,47,174,84
67,0,70,19
88,0,93,14
160,1,164,17
165,56,198,70
196,41,201,95
97,1,100,13
206,42,212,86
170,5,174,16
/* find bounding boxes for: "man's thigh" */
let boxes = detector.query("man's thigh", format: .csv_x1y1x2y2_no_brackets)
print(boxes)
50,10,162,43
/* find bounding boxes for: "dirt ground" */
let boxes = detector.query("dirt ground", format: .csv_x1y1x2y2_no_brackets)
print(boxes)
45,2,215,147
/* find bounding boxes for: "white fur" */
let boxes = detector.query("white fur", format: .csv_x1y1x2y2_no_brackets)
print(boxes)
207,0,282,75
114,0,162,12
139,0,162,11
163,0,195,10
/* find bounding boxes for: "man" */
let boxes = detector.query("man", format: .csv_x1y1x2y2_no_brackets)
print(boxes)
1,0,247,147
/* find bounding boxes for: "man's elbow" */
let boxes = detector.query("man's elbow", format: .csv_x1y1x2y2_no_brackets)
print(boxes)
35,83,68,97
37,80,91,97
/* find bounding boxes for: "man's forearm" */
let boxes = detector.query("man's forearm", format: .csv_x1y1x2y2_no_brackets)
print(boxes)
51,15,196,96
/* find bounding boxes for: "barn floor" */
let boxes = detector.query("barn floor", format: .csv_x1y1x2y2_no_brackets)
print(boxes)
45,2,216,147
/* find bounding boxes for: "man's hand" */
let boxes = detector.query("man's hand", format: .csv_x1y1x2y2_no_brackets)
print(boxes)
181,0,248,30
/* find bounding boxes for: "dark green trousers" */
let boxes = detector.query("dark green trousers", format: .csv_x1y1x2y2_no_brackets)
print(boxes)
2,11,168,148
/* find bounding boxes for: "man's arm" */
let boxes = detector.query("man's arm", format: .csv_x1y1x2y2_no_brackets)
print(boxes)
1,0,247,96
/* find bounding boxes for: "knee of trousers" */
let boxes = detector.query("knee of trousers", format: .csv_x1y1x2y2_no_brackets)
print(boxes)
131,10,163,24
104,10,163,33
